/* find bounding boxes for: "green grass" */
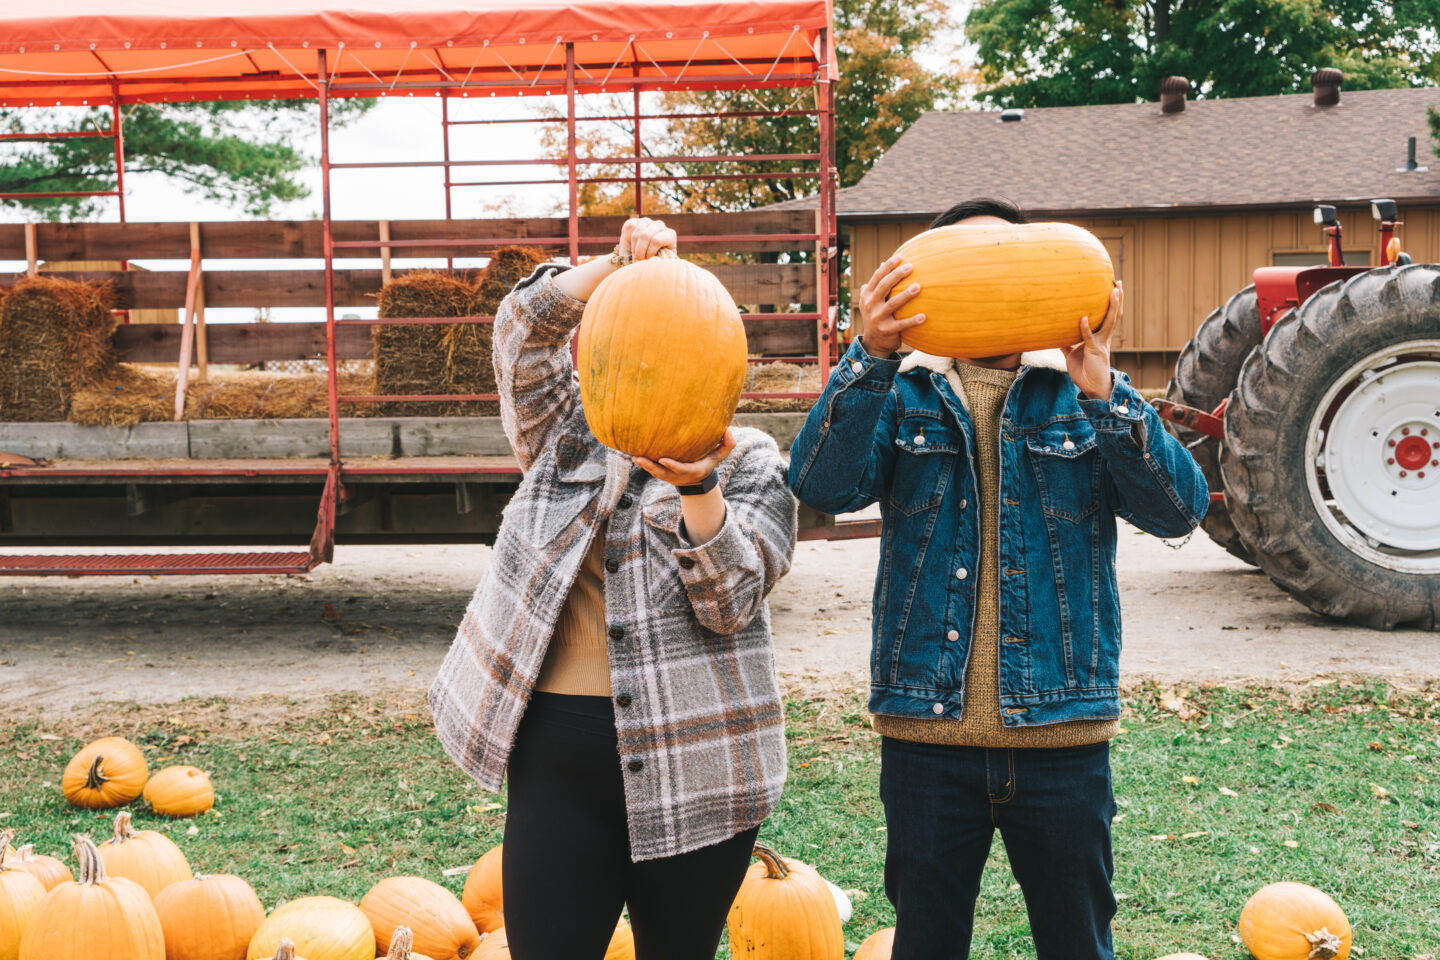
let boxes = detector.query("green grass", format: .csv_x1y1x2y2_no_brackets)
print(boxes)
2,682,1437,958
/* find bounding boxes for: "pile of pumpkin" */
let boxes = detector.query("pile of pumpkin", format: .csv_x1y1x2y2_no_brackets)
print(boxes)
0,735,1354,960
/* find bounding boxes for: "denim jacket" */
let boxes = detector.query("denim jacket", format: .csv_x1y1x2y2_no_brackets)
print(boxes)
788,338,1208,728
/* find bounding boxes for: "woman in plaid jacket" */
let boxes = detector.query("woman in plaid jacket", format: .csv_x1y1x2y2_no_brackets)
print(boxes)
429,218,799,960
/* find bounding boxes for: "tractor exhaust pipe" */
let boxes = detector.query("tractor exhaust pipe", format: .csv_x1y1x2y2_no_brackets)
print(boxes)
1312,68,1343,107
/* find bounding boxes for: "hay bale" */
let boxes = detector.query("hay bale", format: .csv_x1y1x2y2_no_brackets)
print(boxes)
476,245,549,314
70,367,377,427
737,361,820,413
0,276,116,421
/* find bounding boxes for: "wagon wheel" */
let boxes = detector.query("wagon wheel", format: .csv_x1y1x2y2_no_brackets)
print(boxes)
1221,266,1440,629
1166,285,1262,563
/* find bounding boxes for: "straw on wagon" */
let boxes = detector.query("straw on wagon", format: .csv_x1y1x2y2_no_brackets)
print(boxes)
0,276,117,422
68,366,378,427
737,361,821,413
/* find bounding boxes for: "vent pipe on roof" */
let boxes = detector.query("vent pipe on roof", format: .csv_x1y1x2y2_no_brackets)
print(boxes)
1159,76,1189,113
1399,136,1429,173
1312,68,1343,107
999,108,1025,122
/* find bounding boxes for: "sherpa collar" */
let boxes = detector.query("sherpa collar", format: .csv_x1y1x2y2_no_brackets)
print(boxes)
897,349,1067,411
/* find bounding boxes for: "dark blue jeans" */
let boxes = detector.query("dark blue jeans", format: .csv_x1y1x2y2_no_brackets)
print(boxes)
879,737,1118,960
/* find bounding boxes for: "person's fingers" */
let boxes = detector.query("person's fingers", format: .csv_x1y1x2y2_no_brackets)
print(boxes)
657,227,678,252
619,219,637,255
875,262,914,301
866,255,902,291
1077,316,1099,350
1098,288,1122,347
893,313,927,331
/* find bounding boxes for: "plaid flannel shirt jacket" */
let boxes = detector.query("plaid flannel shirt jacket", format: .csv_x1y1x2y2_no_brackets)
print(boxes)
429,264,798,861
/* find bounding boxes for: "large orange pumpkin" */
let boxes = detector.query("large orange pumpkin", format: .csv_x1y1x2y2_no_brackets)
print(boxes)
153,874,266,960
97,811,193,899
143,765,215,818
853,927,894,960
0,835,48,960
245,896,376,960
887,222,1114,358
359,876,480,960
726,842,843,960
62,736,149,809
1238,882,1351,960
459,845,503,934
7,844,72,892
18,835,164,960
577,251,748,462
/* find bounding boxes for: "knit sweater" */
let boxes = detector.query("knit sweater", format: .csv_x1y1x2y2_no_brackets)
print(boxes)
871,361,1120,748
534,531,613,696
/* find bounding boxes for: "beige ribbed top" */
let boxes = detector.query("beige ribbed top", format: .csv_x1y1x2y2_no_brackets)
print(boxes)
871,361,1119,747
535,532,613,696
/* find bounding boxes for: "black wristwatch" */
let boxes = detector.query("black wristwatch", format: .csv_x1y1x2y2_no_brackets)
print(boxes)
675,471,719,497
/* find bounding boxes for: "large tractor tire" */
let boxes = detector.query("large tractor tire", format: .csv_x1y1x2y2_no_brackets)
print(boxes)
1222,265,1440,629
1166,285,1262,563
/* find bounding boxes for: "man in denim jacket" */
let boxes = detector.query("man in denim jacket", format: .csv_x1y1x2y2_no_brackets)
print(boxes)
788,198,1207,959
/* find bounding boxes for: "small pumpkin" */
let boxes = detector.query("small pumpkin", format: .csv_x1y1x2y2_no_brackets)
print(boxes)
380,927,436,960
853,927,894,960
97,811,193,899
577,250,749,462
459,845,503,934
1,834,48,960
154,873,266,960
143,765,215,818
7,844,72,892
245,896,376,960
62,736,149,809
726,842,844,960
18,834,164,960
887,222,1115,358
1239,882,1351,960
359,876,480,960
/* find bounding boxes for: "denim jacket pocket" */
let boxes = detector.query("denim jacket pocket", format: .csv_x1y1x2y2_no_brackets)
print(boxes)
1025,423,1101,522
888,415,960,516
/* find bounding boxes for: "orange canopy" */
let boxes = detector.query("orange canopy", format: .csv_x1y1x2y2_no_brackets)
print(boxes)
0,0,834,106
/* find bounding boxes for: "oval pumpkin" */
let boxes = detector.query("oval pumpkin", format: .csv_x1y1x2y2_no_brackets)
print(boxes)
154,873,266,960
853,927,894,960
459,845,503,934
18,835,164,960
62,736,149,809
1238,882,1351,960
726,842,843,960
359,876,480,960
97,811,193,899
143,765,215,818
246,896,376,960
577,252,748,462
0,835,48,960
888,222,1114,358
8,844,72,892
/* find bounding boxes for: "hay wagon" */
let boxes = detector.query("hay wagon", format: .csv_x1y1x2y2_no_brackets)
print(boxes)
0,1,862,577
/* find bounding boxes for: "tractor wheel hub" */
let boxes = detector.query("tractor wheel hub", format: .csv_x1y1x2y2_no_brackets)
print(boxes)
1392,433,1430,471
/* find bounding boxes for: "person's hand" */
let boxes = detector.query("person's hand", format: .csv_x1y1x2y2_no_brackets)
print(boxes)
619,217,677,262
1063,282,1122,400
633,428,737,487
856,254,925,358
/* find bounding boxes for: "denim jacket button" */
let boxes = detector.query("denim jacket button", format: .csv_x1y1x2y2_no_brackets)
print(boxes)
851,360,864,374
914,434,926,445
932,703,945,715
946,629,959,641
959,498,968,510
1062,439,1076,450
955,567,968,580
1117,404,1130,416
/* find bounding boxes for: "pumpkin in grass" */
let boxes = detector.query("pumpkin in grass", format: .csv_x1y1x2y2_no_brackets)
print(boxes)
360,876,479,960
459,845,503,934
143,765,215,818
18,834,164,960
470,927,509,960
62,736,149,809
577,251,748,462
8,844,72,892
887,222,1115,358
726,842,843,960
154,873,265,960
0,834,48,960
245,896,376,960
1239,882,1351,960
853,927,894,960
97,811,193,899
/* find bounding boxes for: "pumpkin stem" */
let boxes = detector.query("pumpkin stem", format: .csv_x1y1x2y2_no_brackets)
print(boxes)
657,247,678,260
14,844,34,861
83,754,109,790
73,835,107,885
273,939,297,960
389,926,414,960
750,841,791,880
1305,928,1343,959
0,829,12,867
111,810,139,844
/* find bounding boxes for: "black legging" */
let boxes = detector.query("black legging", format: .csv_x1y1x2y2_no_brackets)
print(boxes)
502,692,761,960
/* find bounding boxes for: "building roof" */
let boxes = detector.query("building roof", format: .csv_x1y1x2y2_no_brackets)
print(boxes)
827,86,1440,220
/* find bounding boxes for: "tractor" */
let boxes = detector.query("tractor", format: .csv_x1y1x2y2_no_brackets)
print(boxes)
1157,199,1439,630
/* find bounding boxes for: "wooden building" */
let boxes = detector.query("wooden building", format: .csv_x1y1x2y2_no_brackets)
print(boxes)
831,76,1440,388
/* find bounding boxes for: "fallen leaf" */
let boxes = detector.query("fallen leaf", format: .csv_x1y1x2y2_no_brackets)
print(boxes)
442,866,470,877
185,824,199,836
1313,802,1340,815
842,889,869,901
37,733,59,741
1180,831,1208,839
1371,784,1391,799
1149,834,1174,841
1219,786,1240,798
1283,840,1299,848
1181,775,1200,785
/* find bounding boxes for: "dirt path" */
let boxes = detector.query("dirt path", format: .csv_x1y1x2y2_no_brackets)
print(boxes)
3,524,1435,718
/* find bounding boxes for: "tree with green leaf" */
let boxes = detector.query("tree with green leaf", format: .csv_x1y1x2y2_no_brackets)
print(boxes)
967,0,1440,108
1,99,371,220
